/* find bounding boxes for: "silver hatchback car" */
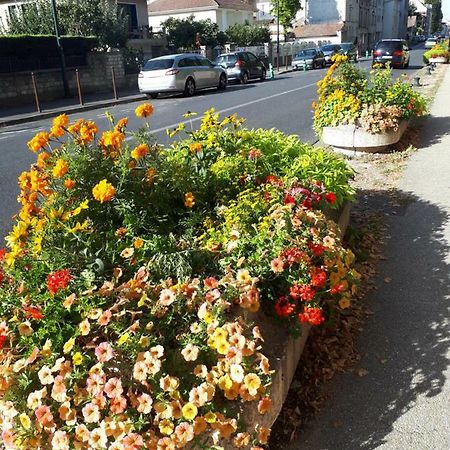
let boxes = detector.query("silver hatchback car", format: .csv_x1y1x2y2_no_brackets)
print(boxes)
138,54,227,98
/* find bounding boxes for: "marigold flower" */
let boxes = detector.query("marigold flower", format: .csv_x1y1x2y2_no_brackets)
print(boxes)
50,113,69,137
92,179,116,203
78,120,98,145
131,143,149,159
134,237,144,249
52,159,69,178
184,192,195,208
135,102,154,118
27,131,50,153
64,178,75,189
47,269,71,295
114,117,128,131
146,167,156,183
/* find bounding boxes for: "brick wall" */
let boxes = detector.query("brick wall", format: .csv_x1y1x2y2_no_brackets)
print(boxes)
0,51,135,108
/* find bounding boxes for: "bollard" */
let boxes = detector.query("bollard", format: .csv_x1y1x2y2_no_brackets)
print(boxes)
302,59,307,71
75,69,83,106
268,63,275,79
414,76,421,86
427,66,432,75
365,50,369,58
111,67,118,100
31,72,41,113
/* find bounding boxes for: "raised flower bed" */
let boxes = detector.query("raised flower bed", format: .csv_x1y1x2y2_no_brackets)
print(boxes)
423,42,450,65
313,55,427,154
0,107,357,449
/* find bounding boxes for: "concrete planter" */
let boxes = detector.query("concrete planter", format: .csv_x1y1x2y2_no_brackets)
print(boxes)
322,121,409,155
220,202,351,448
428,56,449,64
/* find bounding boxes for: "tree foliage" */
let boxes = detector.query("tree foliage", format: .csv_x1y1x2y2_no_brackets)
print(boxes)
161,15,226,49
226,23,271,46
2,0,127,48
271,0,302,31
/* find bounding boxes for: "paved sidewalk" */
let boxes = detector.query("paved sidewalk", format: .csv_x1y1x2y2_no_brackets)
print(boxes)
0,89,147,128
282,67,450,449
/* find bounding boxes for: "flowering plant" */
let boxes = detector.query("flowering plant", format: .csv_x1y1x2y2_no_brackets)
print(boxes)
0,105,357,449
423,43,450,64
313,55,427,135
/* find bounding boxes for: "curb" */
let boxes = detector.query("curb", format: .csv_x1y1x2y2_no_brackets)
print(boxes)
0,94,147,128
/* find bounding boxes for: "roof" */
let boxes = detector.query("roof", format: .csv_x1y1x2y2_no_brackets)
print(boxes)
148,0,256,13
293,22,344,39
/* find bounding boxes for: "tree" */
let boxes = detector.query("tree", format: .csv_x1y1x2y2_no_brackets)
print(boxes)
425,1,443,34
161,16,222,49
226,23,271,46
271,0,302,32
2,0,127,48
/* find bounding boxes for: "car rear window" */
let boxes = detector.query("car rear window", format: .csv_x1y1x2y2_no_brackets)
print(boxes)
322,45,339,51
143,59,174,71
341,44,352,51
215,55,237,64
376,41,402,51
298,49,316,57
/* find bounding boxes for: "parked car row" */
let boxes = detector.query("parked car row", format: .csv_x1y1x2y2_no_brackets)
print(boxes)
138,51,267,98
292,42,357,71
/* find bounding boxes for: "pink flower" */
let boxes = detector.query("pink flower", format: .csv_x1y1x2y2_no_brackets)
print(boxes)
82,402,100,423
110,395,127,414
35,404,54,428
52,430,70,450
123,432,144,449
95,341,114,362
104,377,123,399
270,257,284,273
86,373,105,396
159,288,175,306
137,393,153,414
98,309,112,326
1,430,15,449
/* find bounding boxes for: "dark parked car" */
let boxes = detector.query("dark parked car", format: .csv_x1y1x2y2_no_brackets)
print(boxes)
372,39,410,68
215,51,266,83
292,48,325,70
340,42,358,62
320,44,342,65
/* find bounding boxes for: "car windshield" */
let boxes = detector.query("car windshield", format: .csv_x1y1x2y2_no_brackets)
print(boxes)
143,59,174,71
340,44,352,50
376,41,402,51
297,49,316,57
215,54,237,64
321,45,338,51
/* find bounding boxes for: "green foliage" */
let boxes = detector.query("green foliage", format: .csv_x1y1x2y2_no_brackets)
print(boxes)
161,15,223,49
423,42,449,64
225,23,271,46
2,0,127,49
271,0,303,31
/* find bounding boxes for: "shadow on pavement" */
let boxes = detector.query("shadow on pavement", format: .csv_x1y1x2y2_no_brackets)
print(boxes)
416,115,450,147
271,188,449,449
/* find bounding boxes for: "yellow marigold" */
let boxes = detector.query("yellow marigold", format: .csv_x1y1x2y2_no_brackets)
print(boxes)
27,132,50,153
50,113,69,137
52,159,69,178
146,167,156,184
92,179,116,203
78,121,98,145
64,178,76,189
114,117,128,131
184,192,195,208
134,237,144,249
131,143,149,160
135,102,154,118
189,142,203,153
36,151,51,169
99,130,125,153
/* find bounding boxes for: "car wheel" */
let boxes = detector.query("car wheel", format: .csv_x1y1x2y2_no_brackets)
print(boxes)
147,93,158,99
217,73,227,90
240,71,249,84
184,78,195,97
260,69,266,81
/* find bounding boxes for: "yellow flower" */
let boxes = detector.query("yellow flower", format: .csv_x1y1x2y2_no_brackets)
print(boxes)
189,142,203,153
71,199,89,217
134,237,144,249
131,143,149,159
203,312,213,324
52,159,69,178
184,192,195,208
159,419,174,435
50,113,69,137
41,339,52,357
117,332,130,345
243,373,261,394
27,131,50,153
19,413,31,429
135,103,154,118
218,375,233,391
72,352,83,366
204,411,217,423
92,179,116,203
182,403,198,421
63,337,76,354
146,167,156,184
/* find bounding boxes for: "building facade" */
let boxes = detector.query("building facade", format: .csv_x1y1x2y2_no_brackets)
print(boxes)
381,0,408,39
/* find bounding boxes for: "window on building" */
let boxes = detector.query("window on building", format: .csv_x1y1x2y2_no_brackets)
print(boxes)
118,3,138,33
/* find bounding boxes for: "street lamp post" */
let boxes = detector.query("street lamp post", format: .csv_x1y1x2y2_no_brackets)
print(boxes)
50,0,70,97
276,0,280,71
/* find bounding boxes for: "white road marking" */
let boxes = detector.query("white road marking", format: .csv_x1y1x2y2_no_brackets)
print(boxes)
148,82,317,134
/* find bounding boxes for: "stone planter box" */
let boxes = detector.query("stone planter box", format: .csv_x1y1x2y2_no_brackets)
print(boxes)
220,202,351,448
322,121,409,156
428,56,448,64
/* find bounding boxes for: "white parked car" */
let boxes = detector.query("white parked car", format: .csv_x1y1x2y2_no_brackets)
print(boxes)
425,37,438,49
138,54,227,99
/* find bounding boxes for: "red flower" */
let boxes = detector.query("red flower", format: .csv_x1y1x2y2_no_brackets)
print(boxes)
274,296,296,318
331,283,345,294
309,243,325,257
301,198,312,209
284,194,296,205
325,192,337,204
46,269,72,295
310,268,327,288
263,191,271,202
265,175,282,186
23,305,44,321
0,335,7,349
290,284,316,302
281,247,305,265
0,248,6,261
298,306,325,326
0,269,4,285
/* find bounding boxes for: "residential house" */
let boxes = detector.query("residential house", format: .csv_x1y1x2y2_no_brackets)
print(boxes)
147,0,256,32
0,0,150,37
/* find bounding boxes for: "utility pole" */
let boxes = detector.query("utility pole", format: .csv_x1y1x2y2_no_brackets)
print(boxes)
277,0,280,71
51,0,70,97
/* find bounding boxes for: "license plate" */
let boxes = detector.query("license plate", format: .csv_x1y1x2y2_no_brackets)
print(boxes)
382,56,393,60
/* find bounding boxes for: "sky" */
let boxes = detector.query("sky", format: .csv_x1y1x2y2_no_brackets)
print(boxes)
443,0,450,22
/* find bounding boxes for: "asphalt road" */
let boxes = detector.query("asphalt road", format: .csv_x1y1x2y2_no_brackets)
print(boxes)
0,47,425,241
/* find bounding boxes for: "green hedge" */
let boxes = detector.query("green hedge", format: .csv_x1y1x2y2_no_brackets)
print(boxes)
0,35,98,57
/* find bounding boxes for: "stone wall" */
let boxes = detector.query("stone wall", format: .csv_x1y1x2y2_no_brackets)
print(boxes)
0,51,135,108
